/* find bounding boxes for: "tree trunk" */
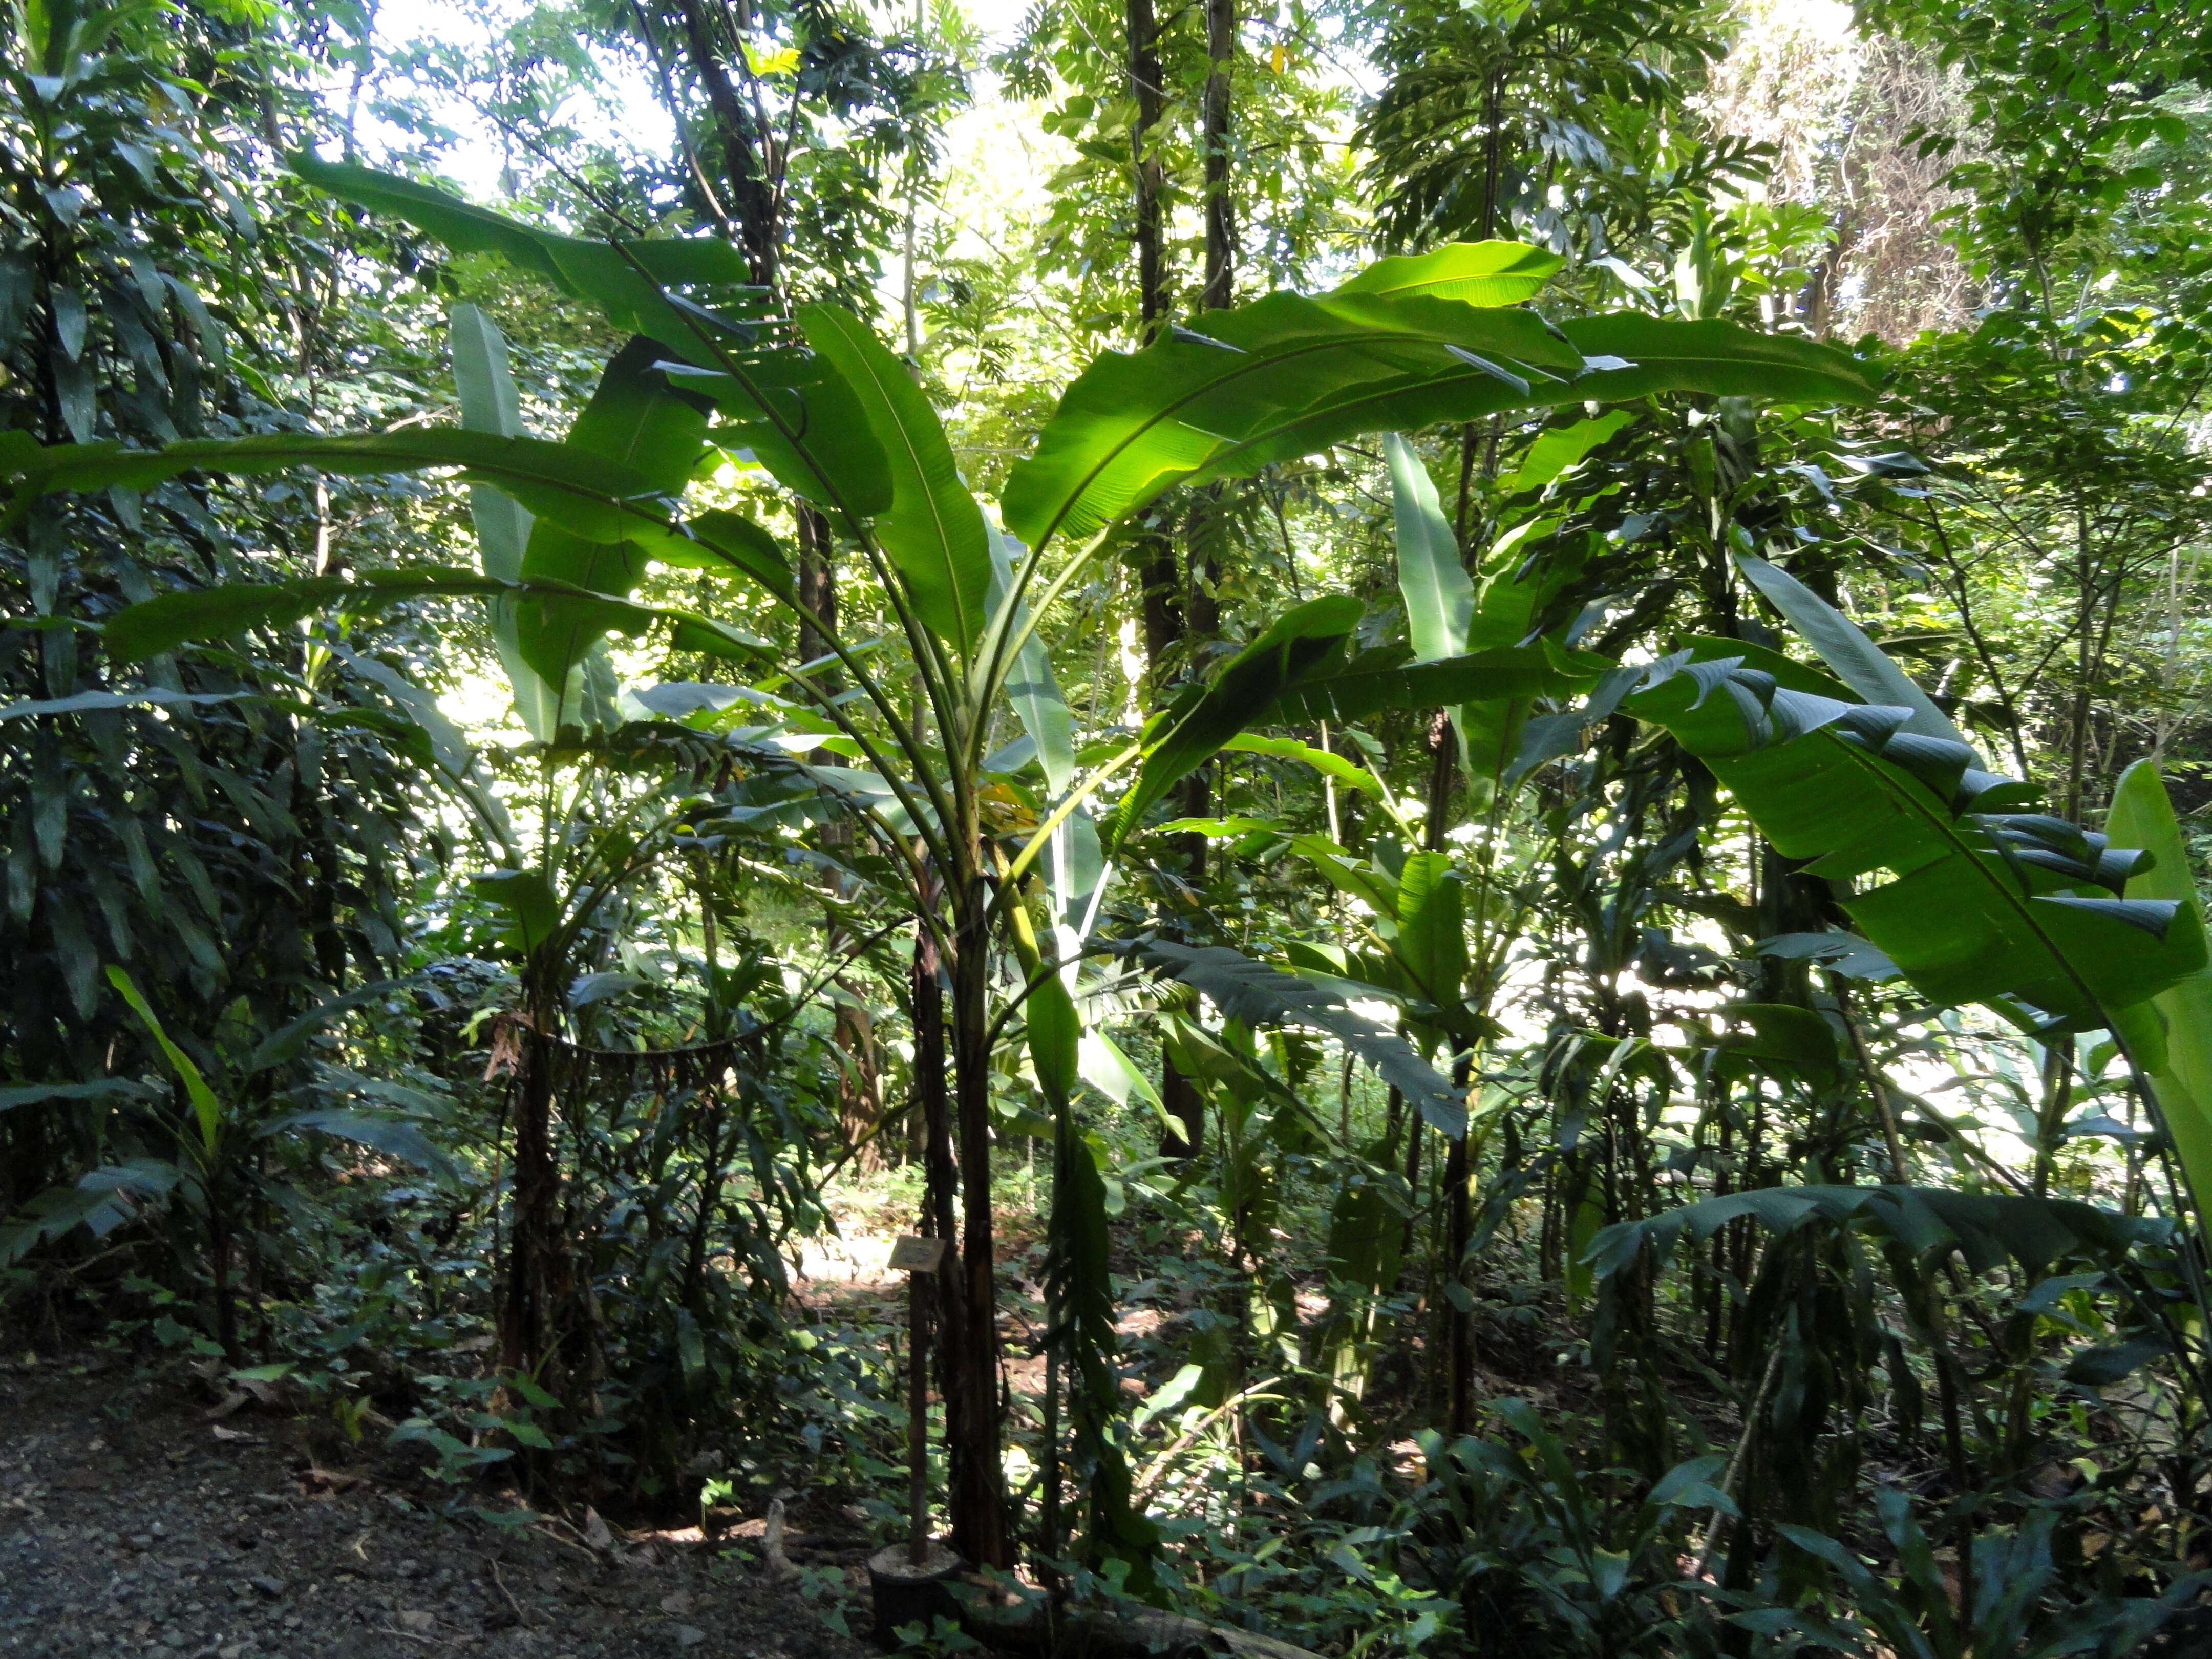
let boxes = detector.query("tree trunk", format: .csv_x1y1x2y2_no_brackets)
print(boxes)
501,1014,568,1394
947,873,1010,1567
1127,0,1168,345
664,0,781,288
1200,0,1235,312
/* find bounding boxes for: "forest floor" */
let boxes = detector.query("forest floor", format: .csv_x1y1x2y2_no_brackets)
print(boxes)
0,1348,876,1659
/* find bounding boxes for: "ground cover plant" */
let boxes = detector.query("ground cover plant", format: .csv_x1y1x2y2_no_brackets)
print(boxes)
8,0,2212,1654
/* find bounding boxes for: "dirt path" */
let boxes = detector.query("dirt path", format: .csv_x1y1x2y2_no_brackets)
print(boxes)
0,1352,876,1659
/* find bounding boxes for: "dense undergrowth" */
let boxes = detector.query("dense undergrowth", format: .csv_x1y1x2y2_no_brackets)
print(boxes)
11,0,2212,1653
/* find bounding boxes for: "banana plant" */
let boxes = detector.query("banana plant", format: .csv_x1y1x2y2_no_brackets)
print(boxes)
1596,561,2212,1424
0,154,1875,1573
1627,563,2208,1133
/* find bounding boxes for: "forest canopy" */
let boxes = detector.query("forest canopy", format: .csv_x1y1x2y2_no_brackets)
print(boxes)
7,0,2212,1653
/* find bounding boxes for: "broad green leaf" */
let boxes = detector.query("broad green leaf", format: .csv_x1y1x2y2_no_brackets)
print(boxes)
1735,552,1968,749
102,568,513,661
1258,642,1598,727
1386,433,1471,663
513,337,712,685
1561,315,1876,405
0,687,262,720
1003,289,1874,554
682,349,894,515
1505,411,1635,494
1104,594,1364,850
1395,850,1467,1019
1627,655,2205,1029
987,525,1074,795
294,155,760,355
1006,888,1079,1105
1590,1183,2153,1283
1218,733,1381,796
798,304,990,656
0,1077,158,1112
1001,290,1580,551
474,868,562,957
2107,760,2212,1218
3,430,671,541
107,965,222,1154
244,981,405,1076
450,302,561,741
1127,938,1467,1138
265,1109,459,1181
1332,240,1563,307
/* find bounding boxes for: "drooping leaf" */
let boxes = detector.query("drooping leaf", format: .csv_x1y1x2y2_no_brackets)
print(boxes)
107,966,222,1154
1626,654,2206,1028
2107,760,2212,1219
513,337,713,686
1002,281,1874,554
244,981,406,1076
264,1109,458,1181
1124,938,1467,1138
1395,851,1468,1022
1386,432,1472,663
1258,642,1599,727
450,302,562,741
0,1077,159,1112
1589,1183,2154,1284
798,304,991,657
294,155,761,354
4,430,671,540
1104,595,1364,850
1218,732,1381,796
1734,552,1969,750
1504,411,1635,494
0,687,263,720
1331,240,1563,306
987,525,1074,795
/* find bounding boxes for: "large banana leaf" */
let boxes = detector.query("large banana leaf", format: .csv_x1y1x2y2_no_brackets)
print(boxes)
98,568,765,668
1332,240,1563,306
1257,640,1599,726
294,157,893,519
1394,849,1469,1024
1386,432,1472,662
1735,552,1966,748
987,526,1075,796
1589,1183,2155,1283
512,336,715,685
2107,760,2212,1215
1126,938,1467,1137
798,304,990,658
1625,654,2206,1028
450,303,563,741
1,429,669,532
1000,263,1876,552
294,155,761,353
1102,594,1364,851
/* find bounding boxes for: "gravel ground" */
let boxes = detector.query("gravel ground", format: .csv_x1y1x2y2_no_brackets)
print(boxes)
0,1352,877,1659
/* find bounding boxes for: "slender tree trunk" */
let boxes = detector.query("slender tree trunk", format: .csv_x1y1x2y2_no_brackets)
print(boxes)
947,870,1010,1566
502,1013,566,1391
1126,0,1207,1162
664,0,780,288
1200,0,1234,312
1422,719,1475,1431
207,1173,243,1367
1128,0,1168,346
